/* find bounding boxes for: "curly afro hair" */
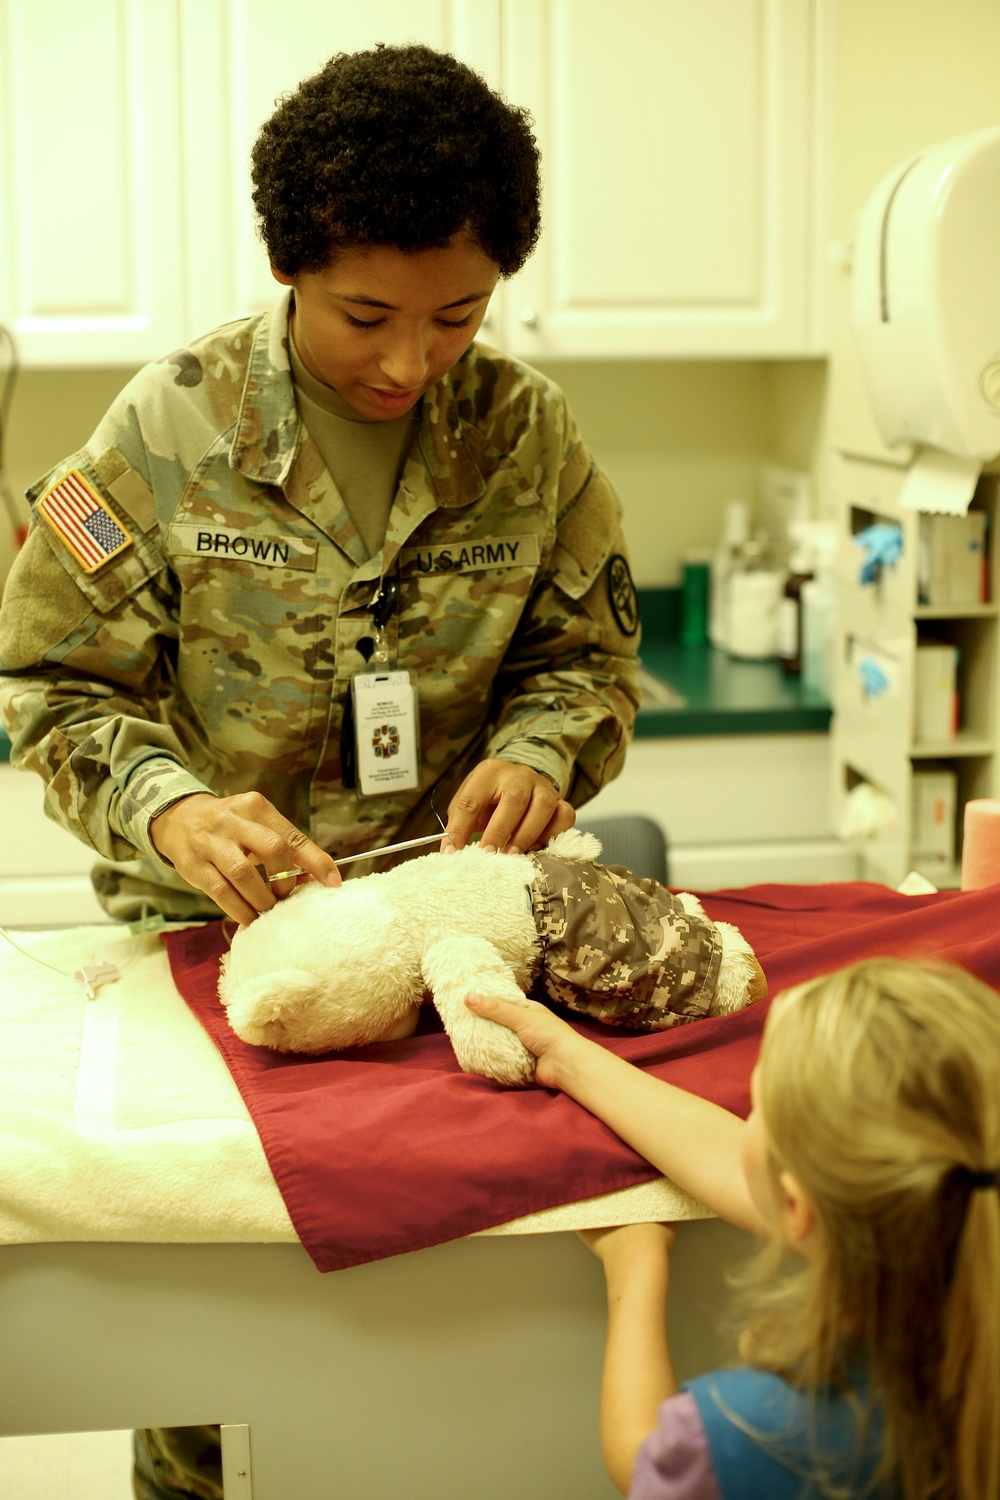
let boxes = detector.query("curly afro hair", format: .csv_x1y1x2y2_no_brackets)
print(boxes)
251,43,541,278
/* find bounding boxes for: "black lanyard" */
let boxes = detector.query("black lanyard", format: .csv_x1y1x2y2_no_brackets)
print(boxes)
341,575,402,788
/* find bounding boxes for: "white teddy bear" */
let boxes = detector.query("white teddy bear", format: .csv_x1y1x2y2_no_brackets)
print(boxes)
218,828,766,1087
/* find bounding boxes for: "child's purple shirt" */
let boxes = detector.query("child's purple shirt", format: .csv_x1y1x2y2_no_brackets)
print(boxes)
630,1392,721,1500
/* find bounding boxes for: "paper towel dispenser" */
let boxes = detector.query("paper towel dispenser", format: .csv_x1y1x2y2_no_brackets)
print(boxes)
852,124,1000,463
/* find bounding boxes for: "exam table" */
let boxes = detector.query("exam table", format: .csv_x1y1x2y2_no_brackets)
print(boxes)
0,923,751,1500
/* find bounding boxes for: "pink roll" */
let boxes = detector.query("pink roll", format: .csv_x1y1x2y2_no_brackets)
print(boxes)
961,799,1000,890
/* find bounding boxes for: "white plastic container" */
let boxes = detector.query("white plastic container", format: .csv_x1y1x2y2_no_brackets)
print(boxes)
708,500,750,650
726,541,783,660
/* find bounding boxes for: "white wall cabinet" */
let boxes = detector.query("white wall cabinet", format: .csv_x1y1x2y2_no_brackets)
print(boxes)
0,0,496,365
1,0,826,367
500,0,824,359
0,0,186,367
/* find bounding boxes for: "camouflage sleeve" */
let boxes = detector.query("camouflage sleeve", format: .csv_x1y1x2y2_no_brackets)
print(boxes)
0,448,212,863
486,422,641,805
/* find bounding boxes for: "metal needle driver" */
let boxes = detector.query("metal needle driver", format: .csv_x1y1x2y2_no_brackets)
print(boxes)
266,831,452,885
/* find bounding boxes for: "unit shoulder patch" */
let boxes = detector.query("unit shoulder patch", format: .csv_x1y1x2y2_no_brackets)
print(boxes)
36,469,133,573
607,553,639,636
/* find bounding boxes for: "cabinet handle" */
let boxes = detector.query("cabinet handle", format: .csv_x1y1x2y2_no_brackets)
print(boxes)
518,307,538,328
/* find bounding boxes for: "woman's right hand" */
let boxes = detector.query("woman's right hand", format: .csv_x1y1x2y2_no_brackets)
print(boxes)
150,790,341,925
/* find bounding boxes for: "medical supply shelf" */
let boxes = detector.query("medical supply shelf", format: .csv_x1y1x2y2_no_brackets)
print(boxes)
831,451,1000,887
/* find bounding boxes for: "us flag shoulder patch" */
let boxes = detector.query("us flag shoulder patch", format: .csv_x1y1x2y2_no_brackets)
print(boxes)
37,469,133,573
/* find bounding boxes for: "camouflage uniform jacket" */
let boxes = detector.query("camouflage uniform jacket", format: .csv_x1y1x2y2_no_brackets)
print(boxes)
529,851,722,1029
0,292,640,919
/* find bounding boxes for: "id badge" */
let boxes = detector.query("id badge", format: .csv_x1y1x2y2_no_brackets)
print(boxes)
351,670,421,798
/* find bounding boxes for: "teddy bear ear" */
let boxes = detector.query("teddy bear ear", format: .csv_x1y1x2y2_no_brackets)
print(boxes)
706,922,768,1017
544,828,603,862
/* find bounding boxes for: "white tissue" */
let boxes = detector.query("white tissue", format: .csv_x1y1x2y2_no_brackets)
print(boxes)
898,447,980,516
839,782,898,841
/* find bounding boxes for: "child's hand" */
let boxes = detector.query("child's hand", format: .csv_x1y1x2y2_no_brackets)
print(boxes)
578,1222,677,1270
465,991,588,1090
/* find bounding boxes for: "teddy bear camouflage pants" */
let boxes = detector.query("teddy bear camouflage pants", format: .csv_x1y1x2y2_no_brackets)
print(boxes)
528,852,723,1027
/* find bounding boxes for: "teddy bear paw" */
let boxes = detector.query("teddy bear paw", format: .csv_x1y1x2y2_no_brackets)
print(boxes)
450,1011,536,1087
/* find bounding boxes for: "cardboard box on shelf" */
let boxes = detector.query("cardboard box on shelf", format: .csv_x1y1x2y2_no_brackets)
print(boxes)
913,642,959,743
910,767,957,869
917,511,988,606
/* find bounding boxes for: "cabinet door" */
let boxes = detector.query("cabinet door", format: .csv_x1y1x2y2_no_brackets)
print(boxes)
500,0,818,358
179,0,501,337
0,0,185,367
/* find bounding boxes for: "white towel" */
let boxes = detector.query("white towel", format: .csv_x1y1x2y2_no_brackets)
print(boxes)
0,925,295,1244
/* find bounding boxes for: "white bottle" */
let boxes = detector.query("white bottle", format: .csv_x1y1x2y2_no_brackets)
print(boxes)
726,539,784,660
708,500,750,650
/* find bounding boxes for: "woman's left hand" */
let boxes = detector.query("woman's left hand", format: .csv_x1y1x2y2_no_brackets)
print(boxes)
445,757,575,854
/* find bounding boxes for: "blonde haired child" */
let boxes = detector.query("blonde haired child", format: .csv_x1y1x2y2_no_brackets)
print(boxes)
467,957,1000,1499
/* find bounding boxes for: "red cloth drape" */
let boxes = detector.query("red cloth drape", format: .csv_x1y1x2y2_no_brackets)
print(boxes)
164,881,1000,1271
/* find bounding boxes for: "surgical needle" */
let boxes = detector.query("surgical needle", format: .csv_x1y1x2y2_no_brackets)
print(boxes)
266,830,452,885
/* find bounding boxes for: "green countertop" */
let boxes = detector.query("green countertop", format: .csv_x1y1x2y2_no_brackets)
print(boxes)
0,589,830,763
633,585,831,737
635,642,831,737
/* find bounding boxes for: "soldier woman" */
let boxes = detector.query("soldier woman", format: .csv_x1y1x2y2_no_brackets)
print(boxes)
0,41,640,1500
